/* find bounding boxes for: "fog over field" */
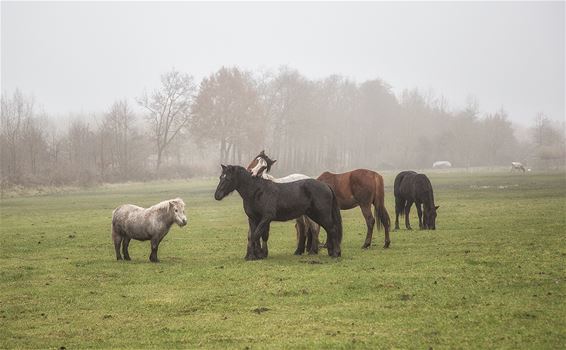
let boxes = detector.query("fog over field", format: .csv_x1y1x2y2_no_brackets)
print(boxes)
1,1,564,186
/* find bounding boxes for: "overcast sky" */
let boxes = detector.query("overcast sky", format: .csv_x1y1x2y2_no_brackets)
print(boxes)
1,1,564,125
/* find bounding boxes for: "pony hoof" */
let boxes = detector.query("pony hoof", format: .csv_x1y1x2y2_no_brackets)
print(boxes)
362,243,371,249
308,250,318,255
383,242,391,249
294,250,304,256
124,257,131,261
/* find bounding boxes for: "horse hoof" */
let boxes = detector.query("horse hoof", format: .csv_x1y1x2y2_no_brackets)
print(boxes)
294,250,303,256
124,257,131,261
383,242,391,249
308,250,318,255
362,243,371,249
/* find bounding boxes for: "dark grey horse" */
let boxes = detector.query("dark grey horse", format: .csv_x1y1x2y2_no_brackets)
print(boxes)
214,165,342,260
394,171,439,230
111,198,187,262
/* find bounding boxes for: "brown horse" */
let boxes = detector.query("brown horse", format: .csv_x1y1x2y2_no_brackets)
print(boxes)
316,169,391,249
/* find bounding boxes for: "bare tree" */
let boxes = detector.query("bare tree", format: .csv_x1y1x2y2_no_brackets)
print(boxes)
138,70,196,172
104,100,136,178
0,90,35,181
191,67,264,164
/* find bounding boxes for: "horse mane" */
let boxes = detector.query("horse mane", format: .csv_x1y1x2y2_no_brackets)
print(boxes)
416,174,435,210
150,198,185,212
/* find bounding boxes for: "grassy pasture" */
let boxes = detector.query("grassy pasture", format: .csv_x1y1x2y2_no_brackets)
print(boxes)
1,172,565,349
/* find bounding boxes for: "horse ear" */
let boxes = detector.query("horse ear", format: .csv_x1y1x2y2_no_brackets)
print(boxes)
221,164,226,171
272,159,277,164
435,205,440,210
169,201,175,210
260,150,265,155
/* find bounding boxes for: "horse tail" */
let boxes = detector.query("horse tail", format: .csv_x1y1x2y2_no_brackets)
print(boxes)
374,174,391,231
396,198,405,219
329,186,343,245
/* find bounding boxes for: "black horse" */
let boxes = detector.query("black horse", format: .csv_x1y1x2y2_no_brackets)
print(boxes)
214,165,343,260
394,171,439,230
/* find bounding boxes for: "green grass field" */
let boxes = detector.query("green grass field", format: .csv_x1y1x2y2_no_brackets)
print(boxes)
1,172,565,349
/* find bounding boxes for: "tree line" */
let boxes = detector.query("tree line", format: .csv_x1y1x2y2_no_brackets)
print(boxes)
1,66,564,188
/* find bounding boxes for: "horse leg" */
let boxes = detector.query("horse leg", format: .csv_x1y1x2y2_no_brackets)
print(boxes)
309,212,341,258
394,197,403,231
122,237,131,260
405,201,413,230
294,218,307,255
308,221,321,255
305,220,313,252
253,220,270,260
112,226,123,260
360,204,375,249
261,230,269,258
245,218,258,261
149,238,160,262
416,202,424,229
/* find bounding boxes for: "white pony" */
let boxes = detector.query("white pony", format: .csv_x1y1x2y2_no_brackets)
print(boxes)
111,198,187,262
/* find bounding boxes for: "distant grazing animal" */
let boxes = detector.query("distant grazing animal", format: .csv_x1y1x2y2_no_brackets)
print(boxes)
246,151,320,255
511,162,526,172
394,171,438,230
432,161,452,169
214,165,342,260
111,198,187,262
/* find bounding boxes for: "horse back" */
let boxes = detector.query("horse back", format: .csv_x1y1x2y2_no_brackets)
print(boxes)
397,172,433,204
394,171,418,197
414,174,434,202
266,179,333,222
318,168,384,209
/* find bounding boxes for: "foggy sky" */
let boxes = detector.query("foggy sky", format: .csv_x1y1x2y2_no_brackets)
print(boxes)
1,1,564,125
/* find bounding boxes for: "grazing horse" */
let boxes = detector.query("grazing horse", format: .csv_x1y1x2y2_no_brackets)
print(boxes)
511,162,526,172
214,165,342,260
394,171,438,230
246,151,320,255
111,198,187,262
